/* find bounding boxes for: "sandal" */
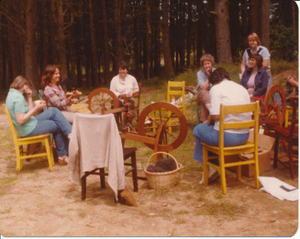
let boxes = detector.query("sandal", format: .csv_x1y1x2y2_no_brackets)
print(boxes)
58,155,68,165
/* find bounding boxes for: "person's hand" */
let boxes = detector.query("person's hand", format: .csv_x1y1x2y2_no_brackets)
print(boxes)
35,100,46,111
287,76,298,87
71,98,78,104
200,80,209,91
24,87,33,97
126,92,133,98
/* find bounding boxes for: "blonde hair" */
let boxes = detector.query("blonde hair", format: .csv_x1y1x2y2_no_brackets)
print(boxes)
10,75,30,90
200,54,215,66
247,32,262,46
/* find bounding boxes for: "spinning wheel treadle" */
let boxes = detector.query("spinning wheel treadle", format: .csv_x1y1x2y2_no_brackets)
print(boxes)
137,102,187,152
87,88,120,114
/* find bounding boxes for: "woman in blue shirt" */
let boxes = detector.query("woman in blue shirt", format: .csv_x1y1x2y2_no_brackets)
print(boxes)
6,75,72,165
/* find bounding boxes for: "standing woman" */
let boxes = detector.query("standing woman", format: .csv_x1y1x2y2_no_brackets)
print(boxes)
6,75,72,164
240,53,268,99
240,32,272,89
40,64,78,123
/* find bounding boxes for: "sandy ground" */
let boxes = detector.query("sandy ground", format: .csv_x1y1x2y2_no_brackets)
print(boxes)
0,108,298,237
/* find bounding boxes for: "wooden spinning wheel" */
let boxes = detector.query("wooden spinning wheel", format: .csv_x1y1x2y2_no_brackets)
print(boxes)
260,85,287,136
87,88,120,114
137,102,187,152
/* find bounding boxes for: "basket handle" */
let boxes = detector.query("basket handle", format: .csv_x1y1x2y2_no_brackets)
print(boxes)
147,151,179,170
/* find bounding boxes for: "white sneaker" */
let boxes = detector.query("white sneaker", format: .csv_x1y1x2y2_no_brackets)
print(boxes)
199,166,219,184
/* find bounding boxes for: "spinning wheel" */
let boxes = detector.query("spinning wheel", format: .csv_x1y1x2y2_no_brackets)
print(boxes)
260,85,287,136
137,102,187,152
87,88,120,114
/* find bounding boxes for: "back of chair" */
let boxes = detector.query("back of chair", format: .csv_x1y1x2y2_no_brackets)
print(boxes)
4,106,20,144
219,101,259,149
289,96,298,137
167,81,185,115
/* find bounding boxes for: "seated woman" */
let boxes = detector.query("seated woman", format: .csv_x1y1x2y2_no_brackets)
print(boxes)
196,54,216,123
110,61,139,110
6,75,72,165
193,68,251,183
40,65,79,123
240,53,268,100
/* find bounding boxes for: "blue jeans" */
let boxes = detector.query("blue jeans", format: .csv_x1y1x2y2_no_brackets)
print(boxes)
193,124,249,165
27,108,72,157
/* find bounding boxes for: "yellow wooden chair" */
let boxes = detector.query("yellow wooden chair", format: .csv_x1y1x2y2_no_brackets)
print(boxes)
285,105,298,127
4,106,54,173
167,81,186,115
166,81,185,132
202,101,260,194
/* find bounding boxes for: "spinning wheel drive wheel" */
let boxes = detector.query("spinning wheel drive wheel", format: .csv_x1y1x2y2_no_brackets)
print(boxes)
138,102,187,152
262,85,286,128
87,88,120,114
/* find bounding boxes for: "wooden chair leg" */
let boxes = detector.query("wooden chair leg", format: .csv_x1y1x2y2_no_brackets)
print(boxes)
288,141,295,180
100,168,105,188
131,152,138,192
81,175,87,200
273,134,279,169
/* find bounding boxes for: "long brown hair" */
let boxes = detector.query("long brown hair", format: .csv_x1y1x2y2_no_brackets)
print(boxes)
10,75,30,90
40,64,60,89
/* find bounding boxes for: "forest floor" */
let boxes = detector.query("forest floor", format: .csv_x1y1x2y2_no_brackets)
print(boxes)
0,70,299,237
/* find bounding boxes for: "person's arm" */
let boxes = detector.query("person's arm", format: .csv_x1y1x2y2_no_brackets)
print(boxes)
288,76,299,87
262,58,269,70
197,69,209,90
110,77,121,97
253,71,268,96
43,86,71,109
15,88,45,125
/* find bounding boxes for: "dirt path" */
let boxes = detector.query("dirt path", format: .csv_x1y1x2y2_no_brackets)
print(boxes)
0,107,298,237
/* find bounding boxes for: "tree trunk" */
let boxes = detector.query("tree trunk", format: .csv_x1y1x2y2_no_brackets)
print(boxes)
101,0,110,85
57,0,68,81
260,0,270,49
162,0,174,78
114,0,124,64
250,0,261,36
145,0,150,81
214,0,232,63
229,0,241,61
88,0,100,87
24,0,38,93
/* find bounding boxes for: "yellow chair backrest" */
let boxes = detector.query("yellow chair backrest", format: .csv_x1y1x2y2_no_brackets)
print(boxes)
219,102,259,151
167,81,185,115
4,105,20,145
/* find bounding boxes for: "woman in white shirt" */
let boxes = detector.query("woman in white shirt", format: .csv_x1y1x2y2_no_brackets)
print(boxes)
110,61,139,109
193,68,251,182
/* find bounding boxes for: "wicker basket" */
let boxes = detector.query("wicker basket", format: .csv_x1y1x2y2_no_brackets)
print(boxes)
144,152,182,190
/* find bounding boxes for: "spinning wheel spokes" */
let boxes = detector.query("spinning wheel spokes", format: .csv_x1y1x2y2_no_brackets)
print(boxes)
138,102,187,152
87,88,119,114
263,85,286,127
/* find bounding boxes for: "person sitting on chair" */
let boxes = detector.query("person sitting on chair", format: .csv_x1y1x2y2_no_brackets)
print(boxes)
193,68,251,183
110,61,139,110
196,54,216,123
40,64,80,123
240,53,268,100
6,75,72,165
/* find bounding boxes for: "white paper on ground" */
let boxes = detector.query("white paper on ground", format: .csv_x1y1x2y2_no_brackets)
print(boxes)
258,176,298,201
